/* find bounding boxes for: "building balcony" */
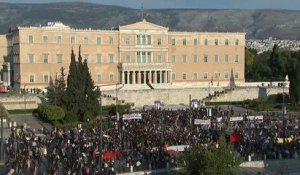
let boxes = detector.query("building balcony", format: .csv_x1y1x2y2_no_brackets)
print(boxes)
118,62,172,71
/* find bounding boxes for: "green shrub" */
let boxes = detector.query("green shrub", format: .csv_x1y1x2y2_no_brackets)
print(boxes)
83,111,94,122
37,104,65,121
64,110,78,122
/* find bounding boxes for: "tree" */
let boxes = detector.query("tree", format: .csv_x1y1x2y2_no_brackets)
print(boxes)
83,59,100,117
181,136,241,175
37,104,65,121
46,67,66,106
63,47,100,120
269,44,286,81
286,51,300,106
64,48,81,117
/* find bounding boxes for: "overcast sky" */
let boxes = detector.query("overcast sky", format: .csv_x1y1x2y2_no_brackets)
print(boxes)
0,0,300,10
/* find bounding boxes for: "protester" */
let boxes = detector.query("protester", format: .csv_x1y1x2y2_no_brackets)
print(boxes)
3,106,300,174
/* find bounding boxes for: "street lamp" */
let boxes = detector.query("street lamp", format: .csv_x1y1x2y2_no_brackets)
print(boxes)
282,82,287,146
97,86,103,174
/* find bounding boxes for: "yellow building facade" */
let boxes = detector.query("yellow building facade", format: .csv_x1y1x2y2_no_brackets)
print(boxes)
1,20,245,92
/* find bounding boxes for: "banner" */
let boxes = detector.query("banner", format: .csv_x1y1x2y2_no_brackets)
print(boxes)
166,145,189,152
194,119,211,125
217,117,223,123
230,134,243,143
102,151,120,160
247,115,263,121
122,113,142,120
230,116,243,122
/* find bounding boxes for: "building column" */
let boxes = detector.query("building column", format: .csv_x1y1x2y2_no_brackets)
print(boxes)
132,71,136,84
160,70,163,84
164,70,167,84
138,71,141,84
169,71,172,84
143,71,146,84
149,71,152,84
127,71,130,84
154,71,157,84
122,71,125,84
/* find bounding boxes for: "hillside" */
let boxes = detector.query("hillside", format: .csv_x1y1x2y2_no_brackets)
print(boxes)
0,2,300,39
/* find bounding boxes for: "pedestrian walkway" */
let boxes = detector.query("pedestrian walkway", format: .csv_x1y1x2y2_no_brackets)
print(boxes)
7,113,52,134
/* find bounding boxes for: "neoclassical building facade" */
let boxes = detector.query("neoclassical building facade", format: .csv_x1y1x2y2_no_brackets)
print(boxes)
1,19,245,91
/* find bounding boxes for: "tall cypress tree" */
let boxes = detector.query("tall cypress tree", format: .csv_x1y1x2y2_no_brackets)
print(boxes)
270,44,285,80
64,48,80,115
83,59,100,116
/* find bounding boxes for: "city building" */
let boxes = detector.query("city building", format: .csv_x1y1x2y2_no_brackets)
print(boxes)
0,19,245,92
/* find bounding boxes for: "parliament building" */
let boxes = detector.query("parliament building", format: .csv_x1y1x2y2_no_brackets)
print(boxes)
0,19,245,92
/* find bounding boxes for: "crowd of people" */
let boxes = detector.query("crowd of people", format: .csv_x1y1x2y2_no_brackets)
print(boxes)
2,105,300,174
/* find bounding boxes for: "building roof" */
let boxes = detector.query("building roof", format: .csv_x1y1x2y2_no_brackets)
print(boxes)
119,19,168,31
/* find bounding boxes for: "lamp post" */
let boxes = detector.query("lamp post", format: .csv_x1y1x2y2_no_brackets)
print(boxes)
23,84,27,111
282,82,287,147
98,86,103,174
0,105,4,161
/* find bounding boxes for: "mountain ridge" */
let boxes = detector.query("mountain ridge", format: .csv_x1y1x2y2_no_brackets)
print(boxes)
1,2,300,39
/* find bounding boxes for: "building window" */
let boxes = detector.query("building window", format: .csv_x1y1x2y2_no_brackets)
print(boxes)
182,72,187,80
28,54,34,63
171,55,176,64
137,35,151,45
172,73,176,80
193,73,198,80
137,35,141,45
96,37,101,45
204,55,208,63
182,55,188,63
234,55,239,62
215,39,218,46
142,52,147,63
43,74,49,83
157,38,162,45
142,35,146,45
109,74,114,81
214,55,219,63
204,72,208,79
57,36,62,44
97,74,102,81
183,38,187,46
125,37,130,45
224,72,229,79
83,37,89,44
234,72,239,79
70,36,76,44
224,54,229,63
225,39,229,46
193,55,198,63
147,35,151,45
147,52,151,63
126,55,131,63
137,52,141,63
157,55,162,63
28,35,33,43
109,37,114,45
235,39,239,46
56,54,63,63
96,54,102,64
43,54,49,63
42,36,48,43
109,54,114,63
171,38,176,45
193,38,198,45
204,39,208,46
29,75,35,83
214,72,220,79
